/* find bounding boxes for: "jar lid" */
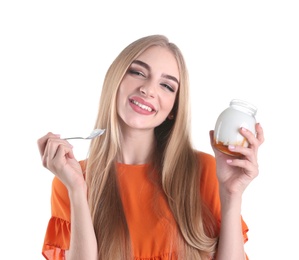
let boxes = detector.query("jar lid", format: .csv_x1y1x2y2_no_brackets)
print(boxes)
230,99,257,116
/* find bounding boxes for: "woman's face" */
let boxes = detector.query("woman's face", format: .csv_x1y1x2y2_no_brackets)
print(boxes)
117,46,179,132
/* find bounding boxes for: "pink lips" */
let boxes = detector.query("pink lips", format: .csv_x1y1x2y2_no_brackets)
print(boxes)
129,96,156,115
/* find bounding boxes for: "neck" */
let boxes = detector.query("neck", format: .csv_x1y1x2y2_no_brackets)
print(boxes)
118,128,155,165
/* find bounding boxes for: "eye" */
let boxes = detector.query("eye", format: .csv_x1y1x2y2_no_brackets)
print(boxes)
161,83,175,93
128,69,145,78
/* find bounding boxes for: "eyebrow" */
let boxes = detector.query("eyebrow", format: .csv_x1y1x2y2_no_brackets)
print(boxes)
132,60,179,85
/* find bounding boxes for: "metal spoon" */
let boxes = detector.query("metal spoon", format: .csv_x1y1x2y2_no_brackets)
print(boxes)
63,128,106,140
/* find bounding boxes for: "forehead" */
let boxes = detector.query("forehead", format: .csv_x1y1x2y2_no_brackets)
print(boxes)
135,46,180,80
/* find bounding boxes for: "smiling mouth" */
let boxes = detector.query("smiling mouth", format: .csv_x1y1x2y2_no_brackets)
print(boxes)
130,99,155,112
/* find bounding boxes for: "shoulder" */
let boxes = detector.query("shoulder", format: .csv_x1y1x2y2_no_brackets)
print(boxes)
195,150,215,160
194,150,216,170
193,150,218,196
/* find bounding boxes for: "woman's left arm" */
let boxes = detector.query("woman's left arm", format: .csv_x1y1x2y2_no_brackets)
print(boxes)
210,123,264,260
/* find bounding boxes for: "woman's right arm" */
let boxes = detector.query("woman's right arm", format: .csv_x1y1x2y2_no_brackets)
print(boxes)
38,132,98,260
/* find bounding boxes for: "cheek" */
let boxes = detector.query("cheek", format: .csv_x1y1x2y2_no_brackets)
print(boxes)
161,95,176,112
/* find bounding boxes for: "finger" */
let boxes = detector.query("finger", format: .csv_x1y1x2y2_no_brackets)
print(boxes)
227,158,259,179
37,132,60,157
239,127,259,149
240,124,264,154
53,143,74,163
41,138,71,170
37,132,52,156
41,137,59,168
45,138,73,161
228,144,257,165
255,123,265,144
45,142,74,173
229,127,258,162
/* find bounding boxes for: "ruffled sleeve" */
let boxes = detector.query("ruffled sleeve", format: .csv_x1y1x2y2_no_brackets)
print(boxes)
42,161,87,259
42,177,71,260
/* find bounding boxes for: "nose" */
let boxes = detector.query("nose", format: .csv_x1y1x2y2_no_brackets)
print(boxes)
139,82,156,98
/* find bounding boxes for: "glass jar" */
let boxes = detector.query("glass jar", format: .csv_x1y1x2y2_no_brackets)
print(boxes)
213,99,257,157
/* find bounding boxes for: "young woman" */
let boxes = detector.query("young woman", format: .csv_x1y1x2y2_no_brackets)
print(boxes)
37,34,264,260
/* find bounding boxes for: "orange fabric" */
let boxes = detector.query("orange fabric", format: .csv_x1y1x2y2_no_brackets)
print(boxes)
42,151,249,259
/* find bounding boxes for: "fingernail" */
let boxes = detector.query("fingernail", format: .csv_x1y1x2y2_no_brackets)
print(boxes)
227,159,233,164
241,127,247,132
228,145,235,150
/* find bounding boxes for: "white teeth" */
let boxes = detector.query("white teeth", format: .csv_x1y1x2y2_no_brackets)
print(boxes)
132,100,153,112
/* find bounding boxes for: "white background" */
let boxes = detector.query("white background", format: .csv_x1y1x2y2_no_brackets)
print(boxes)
1,1,298,259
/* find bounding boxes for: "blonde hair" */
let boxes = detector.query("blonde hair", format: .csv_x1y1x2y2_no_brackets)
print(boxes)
86,35,218,259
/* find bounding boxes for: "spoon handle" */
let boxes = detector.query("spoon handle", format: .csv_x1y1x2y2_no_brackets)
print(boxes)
63,137,85,140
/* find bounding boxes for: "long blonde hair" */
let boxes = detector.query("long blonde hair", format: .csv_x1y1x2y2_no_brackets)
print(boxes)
86,35,218,259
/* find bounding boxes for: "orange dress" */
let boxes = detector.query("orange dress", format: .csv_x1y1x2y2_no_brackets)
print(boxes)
42,151,249,260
